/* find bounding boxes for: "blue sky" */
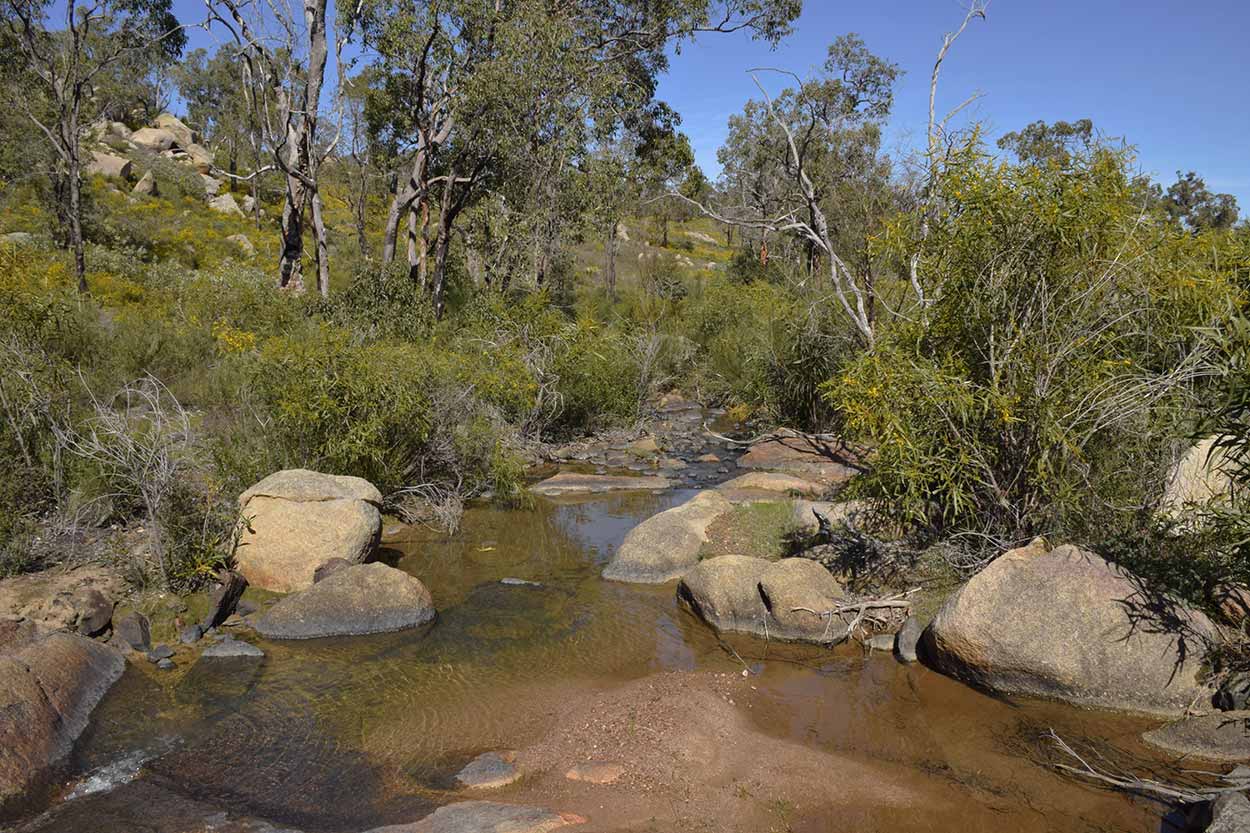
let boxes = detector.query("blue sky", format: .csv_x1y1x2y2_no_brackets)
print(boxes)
656,0,1250,208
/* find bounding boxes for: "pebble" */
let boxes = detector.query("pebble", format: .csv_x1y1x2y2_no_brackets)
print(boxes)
179,623,204,645
156,658,175,670
146,644,174,662
565,762,625,784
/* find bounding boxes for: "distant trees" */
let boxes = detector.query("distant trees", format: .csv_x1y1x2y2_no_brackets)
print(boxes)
0,0,186,290
1163,170,1240,232
355,0,800,316
997,118,1094,167
701,32,904,341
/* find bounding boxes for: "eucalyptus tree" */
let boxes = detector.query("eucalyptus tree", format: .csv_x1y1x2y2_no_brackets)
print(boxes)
354,0,800,317
0,0,186,291
208,0,342,295
709,34,901,324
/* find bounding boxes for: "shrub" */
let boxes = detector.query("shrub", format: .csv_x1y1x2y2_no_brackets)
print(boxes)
825,147,1242,549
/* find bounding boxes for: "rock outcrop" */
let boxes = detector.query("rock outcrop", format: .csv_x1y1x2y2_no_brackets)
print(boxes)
132,169,157,196
153,113,196,148
0,621,125,816
602,490,732,583
921,540,1215,716
234,469,383,593
677,555,850,643
253,563,435,640
717,471,824,498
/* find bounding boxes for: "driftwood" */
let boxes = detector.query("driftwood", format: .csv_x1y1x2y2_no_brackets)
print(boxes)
791,588,918,644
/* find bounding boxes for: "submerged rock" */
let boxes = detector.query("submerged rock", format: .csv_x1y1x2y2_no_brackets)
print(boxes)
602,490,732,583
529,472,672,496
677,555,850,644
233,469,383,593
564,761,624,784
254,563,435,640
455,751,520,789
0,621,124,816
199,637,264,659
1142,711,1250,762
921,540,1215,716
363,801,583,833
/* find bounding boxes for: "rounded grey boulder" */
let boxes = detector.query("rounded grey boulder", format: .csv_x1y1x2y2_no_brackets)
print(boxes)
254,563,435,640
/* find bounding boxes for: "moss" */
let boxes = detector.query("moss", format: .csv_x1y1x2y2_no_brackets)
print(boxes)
700,500,800,561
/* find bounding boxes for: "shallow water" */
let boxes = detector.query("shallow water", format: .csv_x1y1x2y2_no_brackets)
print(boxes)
37,488,1189,832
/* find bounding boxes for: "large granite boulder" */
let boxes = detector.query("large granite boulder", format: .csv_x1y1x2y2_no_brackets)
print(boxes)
85,150,132,180
253,563,435,640
0,621,125,816
234,469,383,593
677,555,851,644
602,490,732,583
363,801,583,833
716,471,824,498
153,113,196,149
921,540,1215,716
130,127,177,152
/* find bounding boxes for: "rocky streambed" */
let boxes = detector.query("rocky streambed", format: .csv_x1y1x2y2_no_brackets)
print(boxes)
1,400,1244,832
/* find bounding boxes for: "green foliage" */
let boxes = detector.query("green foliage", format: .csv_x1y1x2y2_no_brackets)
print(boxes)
826,147,1242,546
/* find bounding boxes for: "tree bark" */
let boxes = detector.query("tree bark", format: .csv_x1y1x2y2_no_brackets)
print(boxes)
310,188,330,296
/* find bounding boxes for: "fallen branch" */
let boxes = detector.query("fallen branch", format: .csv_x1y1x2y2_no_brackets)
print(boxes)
1045,729,1248,803
792,588,918,643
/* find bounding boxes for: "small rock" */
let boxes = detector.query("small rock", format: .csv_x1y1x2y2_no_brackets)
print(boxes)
565,762,624,784
866,633,895,653
178,624,204,645
455,751,520,789
696,453,720,464
208,193,243,217
236,599,258,616
200,638,264,659
500,578,542,587
201,174,223,196
156,658,175,671
147,644,174,662
114,612,151,651
895,615,922,663
240,194,255,213
74,588,114,637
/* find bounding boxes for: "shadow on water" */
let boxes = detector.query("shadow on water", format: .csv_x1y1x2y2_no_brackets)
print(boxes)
23,487,1202,832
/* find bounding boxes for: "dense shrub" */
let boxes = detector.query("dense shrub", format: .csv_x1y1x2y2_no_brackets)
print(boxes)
824,148,1243,548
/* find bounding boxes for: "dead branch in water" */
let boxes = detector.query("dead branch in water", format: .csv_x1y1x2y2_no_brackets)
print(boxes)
1045,729,1248,803
700,424,841,449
